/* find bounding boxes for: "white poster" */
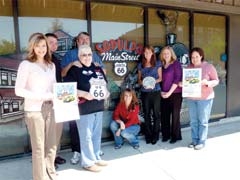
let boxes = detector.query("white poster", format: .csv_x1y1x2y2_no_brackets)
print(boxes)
53,82,80,123
182,68,202,98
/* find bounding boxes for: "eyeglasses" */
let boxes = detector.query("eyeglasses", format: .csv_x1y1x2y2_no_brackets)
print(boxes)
81,53,92,57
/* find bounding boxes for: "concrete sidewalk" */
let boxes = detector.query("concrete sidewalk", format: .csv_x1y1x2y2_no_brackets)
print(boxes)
0,117,240,180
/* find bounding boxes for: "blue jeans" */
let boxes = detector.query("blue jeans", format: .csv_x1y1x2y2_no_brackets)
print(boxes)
76,111,103,167
187,99,213,145
110,120,140,146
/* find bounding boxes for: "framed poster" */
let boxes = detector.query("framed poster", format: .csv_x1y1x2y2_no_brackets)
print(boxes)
53,82,80,123
182,68,202,98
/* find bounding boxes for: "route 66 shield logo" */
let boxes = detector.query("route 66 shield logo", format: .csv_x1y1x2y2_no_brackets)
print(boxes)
114,62,127,77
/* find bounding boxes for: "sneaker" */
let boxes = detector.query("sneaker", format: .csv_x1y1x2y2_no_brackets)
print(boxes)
194,144,205,150
114,144,122,149
70,151,81,165
99,150,104,156
133,144,140,149
188,142,196,148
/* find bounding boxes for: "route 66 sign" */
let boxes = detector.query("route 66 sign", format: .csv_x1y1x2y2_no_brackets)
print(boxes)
89,78,110,100
114,62,127,77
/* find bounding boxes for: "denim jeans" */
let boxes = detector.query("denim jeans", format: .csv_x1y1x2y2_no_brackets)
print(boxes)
187,98,213,145
76,111,103,167
110,120,140,146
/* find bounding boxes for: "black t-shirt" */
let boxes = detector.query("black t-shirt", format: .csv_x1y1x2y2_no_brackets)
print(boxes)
64,63,107,115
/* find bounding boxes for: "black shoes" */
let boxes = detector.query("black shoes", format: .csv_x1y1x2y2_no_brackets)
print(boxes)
55,156,66,165
169,139,177,144
169,137,182,144
162,137,170,142
55,163,58,169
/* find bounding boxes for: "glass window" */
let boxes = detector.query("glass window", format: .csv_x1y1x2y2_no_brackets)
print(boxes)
148,9,189,47
194,13,226,119
0,1,15,55
18,0,87,54
148,9,190,66
91,2,144,80
91,2,144,139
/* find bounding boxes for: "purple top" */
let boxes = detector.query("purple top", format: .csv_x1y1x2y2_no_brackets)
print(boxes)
162,60,182,93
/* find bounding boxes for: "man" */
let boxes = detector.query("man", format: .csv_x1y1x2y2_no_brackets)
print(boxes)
61,31,106,77
61,31,105,165
45,33,66,168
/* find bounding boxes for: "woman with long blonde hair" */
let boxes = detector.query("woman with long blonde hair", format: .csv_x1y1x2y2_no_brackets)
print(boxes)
15,33,57,180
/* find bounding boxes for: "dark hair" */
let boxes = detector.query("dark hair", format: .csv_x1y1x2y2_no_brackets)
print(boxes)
190,47,205,62
77,31,90,38
45,33,58,39
142,45,157,67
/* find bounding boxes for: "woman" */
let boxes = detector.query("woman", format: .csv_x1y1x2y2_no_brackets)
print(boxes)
64,45,108,172
110,88,141,149
187,47,219,150
160,46,183,144
138,45,162,145
15,33,57,180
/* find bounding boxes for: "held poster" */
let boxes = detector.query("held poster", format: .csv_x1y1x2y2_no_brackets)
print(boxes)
53,82,80,123
182,68,202,98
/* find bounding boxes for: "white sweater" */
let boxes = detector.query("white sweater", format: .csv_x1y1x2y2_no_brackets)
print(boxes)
15,60,56,111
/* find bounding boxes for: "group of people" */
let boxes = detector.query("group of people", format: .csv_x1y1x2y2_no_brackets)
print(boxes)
135,45,219,150
14,31,219,179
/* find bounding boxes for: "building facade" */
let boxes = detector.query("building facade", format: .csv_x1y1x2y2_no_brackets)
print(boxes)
0,0,240,158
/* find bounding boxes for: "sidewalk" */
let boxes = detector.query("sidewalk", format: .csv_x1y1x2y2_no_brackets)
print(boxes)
0,116,240,180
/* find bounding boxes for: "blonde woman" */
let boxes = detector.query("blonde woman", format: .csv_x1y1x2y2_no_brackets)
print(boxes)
15,33,57,180
160,46,183,144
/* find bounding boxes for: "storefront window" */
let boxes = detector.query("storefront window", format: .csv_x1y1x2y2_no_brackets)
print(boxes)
148,8,190,66
18,0,86,54
91,2,144,80
0,0,87,158
148,9,189,47
0,1,15,55
194,13,226,118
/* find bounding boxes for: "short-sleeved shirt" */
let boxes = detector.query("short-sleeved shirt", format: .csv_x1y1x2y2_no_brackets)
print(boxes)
64,63,107,115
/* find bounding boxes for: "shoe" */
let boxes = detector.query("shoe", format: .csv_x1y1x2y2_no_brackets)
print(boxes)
84,165,102,172
99,150,104,156
169,139,177,144
188,142,196,148
70,151,81,165
114,144,122,149
55,156,66,165
133,144,140,149
96,160,108,166
194,144,205,150
162,137,169,142
146,140,151,144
